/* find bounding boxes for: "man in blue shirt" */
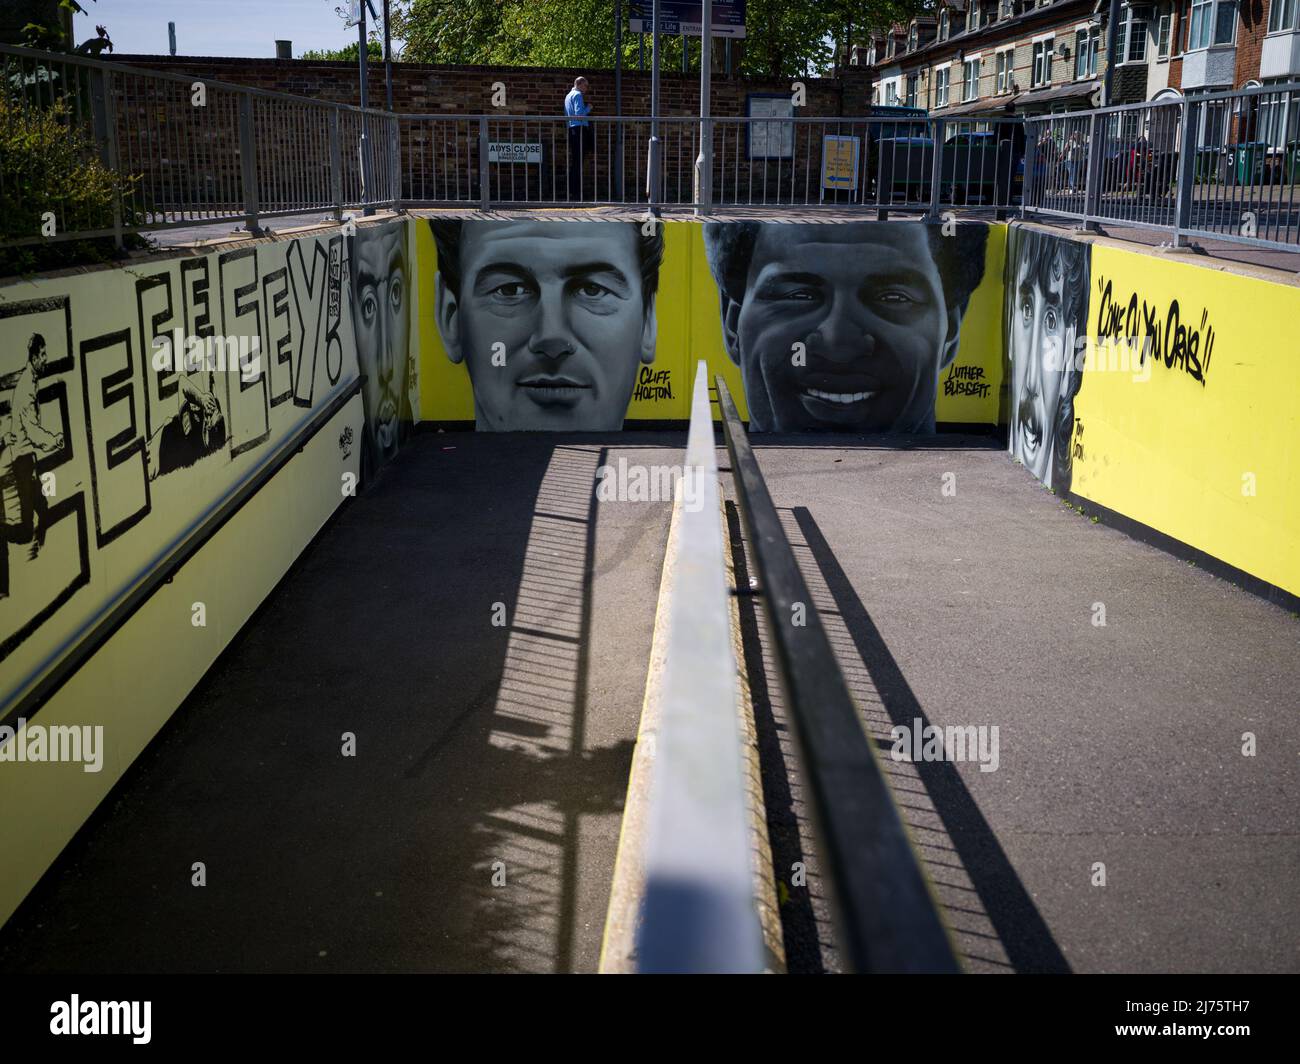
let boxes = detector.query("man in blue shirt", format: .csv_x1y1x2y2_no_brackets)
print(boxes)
565,77,593,200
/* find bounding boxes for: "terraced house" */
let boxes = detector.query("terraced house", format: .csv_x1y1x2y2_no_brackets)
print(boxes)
860,0,1299,145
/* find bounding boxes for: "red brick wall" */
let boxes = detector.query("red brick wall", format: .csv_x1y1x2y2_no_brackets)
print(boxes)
110,54,871,118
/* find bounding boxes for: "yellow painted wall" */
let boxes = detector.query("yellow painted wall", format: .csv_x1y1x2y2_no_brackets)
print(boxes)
1070,244,1300,598
415,219,1006,428
0,394,362,927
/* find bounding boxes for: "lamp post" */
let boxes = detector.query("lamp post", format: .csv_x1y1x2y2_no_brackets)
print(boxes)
695,0,712,215
649,0,662,210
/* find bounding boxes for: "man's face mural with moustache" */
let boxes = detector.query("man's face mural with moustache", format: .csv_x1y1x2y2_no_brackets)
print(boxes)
352,222,411,477
705,223,988,433
431,220,662,432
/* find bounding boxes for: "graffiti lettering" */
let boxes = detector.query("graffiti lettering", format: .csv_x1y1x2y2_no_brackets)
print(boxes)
1095,276,1214,386
942,363,991,399
632,366,673,403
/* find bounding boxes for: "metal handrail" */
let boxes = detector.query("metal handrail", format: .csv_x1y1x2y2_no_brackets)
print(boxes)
619,361,766,973
716,376,960,974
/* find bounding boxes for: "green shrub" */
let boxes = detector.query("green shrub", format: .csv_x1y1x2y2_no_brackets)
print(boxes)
0,90,145,277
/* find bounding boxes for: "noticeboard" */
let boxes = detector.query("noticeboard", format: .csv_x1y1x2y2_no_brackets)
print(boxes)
746,94,794,160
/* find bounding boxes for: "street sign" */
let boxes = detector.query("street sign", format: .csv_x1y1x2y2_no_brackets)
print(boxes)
488,142,543,164
821,135,861,195
630,1,746,39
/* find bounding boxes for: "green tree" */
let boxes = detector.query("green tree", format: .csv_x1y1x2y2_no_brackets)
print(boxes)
392,0,929,77
300,40,384,61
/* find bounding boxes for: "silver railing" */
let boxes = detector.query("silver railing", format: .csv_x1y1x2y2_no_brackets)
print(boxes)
0,43,398,246
1023,82,1300,253
400,113,1025,214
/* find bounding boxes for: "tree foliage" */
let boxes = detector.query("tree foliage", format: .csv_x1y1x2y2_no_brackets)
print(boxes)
392,0,927,77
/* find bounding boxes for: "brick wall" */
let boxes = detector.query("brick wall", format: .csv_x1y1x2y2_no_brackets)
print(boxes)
109,54,871,118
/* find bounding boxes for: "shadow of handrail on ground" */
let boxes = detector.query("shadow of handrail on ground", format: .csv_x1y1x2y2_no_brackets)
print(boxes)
788,504,1071,975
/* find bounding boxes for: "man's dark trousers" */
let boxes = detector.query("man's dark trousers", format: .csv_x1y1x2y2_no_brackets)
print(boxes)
568,124,592,200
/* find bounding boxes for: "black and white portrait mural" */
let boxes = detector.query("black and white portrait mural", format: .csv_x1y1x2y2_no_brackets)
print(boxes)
429,219,663,432
702,222,988,433
351,220,413,481
1005,226,1090,491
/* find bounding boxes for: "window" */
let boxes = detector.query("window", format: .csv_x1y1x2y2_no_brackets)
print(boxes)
906,73,920,107
1032,39,1054,86
1269,0,1299,33
908,25,918,51
886,81,899,106
1075,26,1100,77
1000,0,1015,17
967,4,980,32
939,9,950,40
1117,4,1150,63
935,66,951,107
1157,13,1172,58
1256,79,1299,149
1187,0,1237,49
996,49,1013,93
886,37,896,58
963,57,981,101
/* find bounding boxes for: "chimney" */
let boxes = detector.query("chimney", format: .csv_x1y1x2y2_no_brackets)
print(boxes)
275,39,292,59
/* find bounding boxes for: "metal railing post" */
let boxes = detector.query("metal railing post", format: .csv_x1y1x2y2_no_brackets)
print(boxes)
237,91,262,235
928,117,945,219
1021,120,1038,216
328,108,343,221
1083,112,1103,229
389,117,401,210
695,0,713,215
479,115,491,210
1172,98,1198,248
88,66,124,247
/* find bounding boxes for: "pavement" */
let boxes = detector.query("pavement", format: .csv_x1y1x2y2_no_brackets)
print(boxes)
0,432,680,973
1,429,1295,975
731,435,1300,974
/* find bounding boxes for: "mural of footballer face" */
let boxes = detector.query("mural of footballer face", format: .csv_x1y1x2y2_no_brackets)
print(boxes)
705,223,987,433
432,220,662,431
352,222,411,477
1007,228,1089,490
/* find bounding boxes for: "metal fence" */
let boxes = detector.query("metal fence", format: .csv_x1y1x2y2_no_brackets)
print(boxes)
1023,81,1300,253
0,43,397,246
400,113,1025,213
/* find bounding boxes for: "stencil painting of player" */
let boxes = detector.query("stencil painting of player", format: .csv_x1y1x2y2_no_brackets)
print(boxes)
1006,227,1089,491
703,222,988,433
1,333,65,598
351,221,412,479
430,219,662,432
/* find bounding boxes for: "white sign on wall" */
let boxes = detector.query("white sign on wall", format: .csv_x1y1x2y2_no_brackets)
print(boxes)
488,142,543,164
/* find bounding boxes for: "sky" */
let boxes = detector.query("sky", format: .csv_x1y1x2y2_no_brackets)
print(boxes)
75,0,380,59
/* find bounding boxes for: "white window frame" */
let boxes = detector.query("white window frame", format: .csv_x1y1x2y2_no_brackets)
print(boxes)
1117,3,1150,64
1187,0,1238,51
1269,0,1299,33
1074,24,1100,78
995,47,1014,93
1032,37,1054,87
963,55,982,101
1157,13,1172,58
935,65,952,108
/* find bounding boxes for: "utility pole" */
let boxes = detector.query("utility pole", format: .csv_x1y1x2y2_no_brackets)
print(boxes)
1102,0,1121,106
383,0,394,112
358,0,373,215
615,0,625,200
649,0,662,210
695,0,712,215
